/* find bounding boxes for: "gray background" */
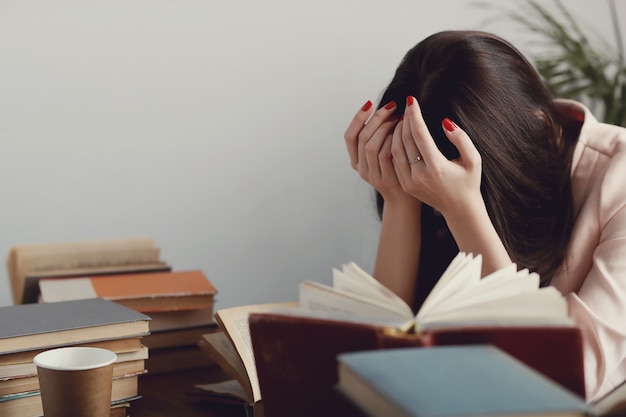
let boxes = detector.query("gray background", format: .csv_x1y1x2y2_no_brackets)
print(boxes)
0,0,622,309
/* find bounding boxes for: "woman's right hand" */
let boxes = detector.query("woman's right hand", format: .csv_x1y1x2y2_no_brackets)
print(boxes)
344,100,418,205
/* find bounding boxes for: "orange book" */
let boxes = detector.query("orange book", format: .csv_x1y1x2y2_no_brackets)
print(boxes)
39,271,216,313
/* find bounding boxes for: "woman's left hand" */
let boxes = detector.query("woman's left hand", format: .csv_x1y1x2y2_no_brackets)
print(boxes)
391,96,483,219
392,95,513,276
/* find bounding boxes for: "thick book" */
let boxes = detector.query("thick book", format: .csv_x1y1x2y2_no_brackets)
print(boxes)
6,237,168,304
147,307,216,332
38,270,216,312
0,358,146,398
22,263,171,304
143,324,219,350
0,337,143,367
0,372,143,417
336,345,589,417
0,298,151,354
0,337,146,381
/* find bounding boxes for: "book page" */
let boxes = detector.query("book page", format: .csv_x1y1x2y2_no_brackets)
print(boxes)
417,252,482,320
214,302,297,403
418,287,571,331
332,263,413,317
198,332,252,402
299,281,412,326
422,267,538,315
9,237,160,304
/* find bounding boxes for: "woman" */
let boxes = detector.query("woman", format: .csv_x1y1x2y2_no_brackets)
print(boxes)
344,30,626,401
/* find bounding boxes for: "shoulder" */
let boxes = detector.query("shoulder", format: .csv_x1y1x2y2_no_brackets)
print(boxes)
557,100,626,219
555,99,626,158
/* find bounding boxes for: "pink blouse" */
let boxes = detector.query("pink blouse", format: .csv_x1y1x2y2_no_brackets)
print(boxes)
550,99,626,401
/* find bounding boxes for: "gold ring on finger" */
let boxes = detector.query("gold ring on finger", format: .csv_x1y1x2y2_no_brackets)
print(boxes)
408,154,423,164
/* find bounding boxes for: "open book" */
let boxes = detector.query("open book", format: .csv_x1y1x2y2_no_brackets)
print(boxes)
197,252,576,415
196,302,297,414
296,252,572,333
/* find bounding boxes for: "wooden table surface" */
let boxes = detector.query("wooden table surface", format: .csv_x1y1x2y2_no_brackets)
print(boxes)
131,366,249,417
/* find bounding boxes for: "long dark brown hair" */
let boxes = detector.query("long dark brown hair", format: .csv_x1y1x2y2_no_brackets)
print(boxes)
374,31,578,308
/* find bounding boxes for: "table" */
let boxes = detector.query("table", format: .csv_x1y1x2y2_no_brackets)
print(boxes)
131,366,249,417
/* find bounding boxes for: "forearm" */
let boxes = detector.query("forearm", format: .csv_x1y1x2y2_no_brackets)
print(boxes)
373,200,422,305
444,197,512,276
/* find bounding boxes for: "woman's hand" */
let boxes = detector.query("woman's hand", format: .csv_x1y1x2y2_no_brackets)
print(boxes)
345,100,423,303
391,96,483,218
344,100,418,205
392,95,512,275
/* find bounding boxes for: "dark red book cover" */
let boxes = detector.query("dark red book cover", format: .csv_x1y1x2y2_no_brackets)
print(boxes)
249,313,585,417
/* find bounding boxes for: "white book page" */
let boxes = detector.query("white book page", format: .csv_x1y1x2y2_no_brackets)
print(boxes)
422,267,539,316
299,281,412,325
39,277,96,302
418,286,571,331
268,306,411,329
215,302,297,403
199,332,252,402
332,263,413,318
417,253,482,320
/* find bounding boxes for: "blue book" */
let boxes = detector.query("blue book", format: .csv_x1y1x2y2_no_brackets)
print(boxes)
337,345,590,417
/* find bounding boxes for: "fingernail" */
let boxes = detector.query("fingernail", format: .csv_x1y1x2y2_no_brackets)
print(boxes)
384,100,396,110
406,96,415,106
443,118,457,131
400,114,404,121
361,100,373,111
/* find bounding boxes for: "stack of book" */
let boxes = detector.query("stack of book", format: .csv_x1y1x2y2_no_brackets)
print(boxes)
7,237,170,305
7,237,220,375
38,270,219,374
0,298,151,417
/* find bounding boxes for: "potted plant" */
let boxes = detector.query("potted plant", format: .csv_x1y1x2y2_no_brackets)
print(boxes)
480,0,625,126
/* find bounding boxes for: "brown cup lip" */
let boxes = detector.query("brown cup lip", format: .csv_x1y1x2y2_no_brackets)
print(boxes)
33,347,117,371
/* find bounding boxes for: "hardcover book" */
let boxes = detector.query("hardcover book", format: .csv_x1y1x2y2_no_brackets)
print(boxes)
6,237,169,304
38,270,216,313
0,339,148,384
336,345,589,417
0,298,150,355
0,373,143,417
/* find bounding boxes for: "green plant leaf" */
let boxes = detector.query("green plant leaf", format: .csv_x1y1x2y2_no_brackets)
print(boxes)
479,0,626,126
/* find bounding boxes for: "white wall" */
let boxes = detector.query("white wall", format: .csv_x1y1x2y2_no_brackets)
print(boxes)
0,0,622,308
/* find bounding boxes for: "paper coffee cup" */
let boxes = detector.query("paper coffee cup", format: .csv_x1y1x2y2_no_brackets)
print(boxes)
34,347,117,417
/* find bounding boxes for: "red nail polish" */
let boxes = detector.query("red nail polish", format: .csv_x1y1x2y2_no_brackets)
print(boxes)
406,96,415,106
384,100,396,110
361,100,373,111
443,118,457,132
400,114,404,121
